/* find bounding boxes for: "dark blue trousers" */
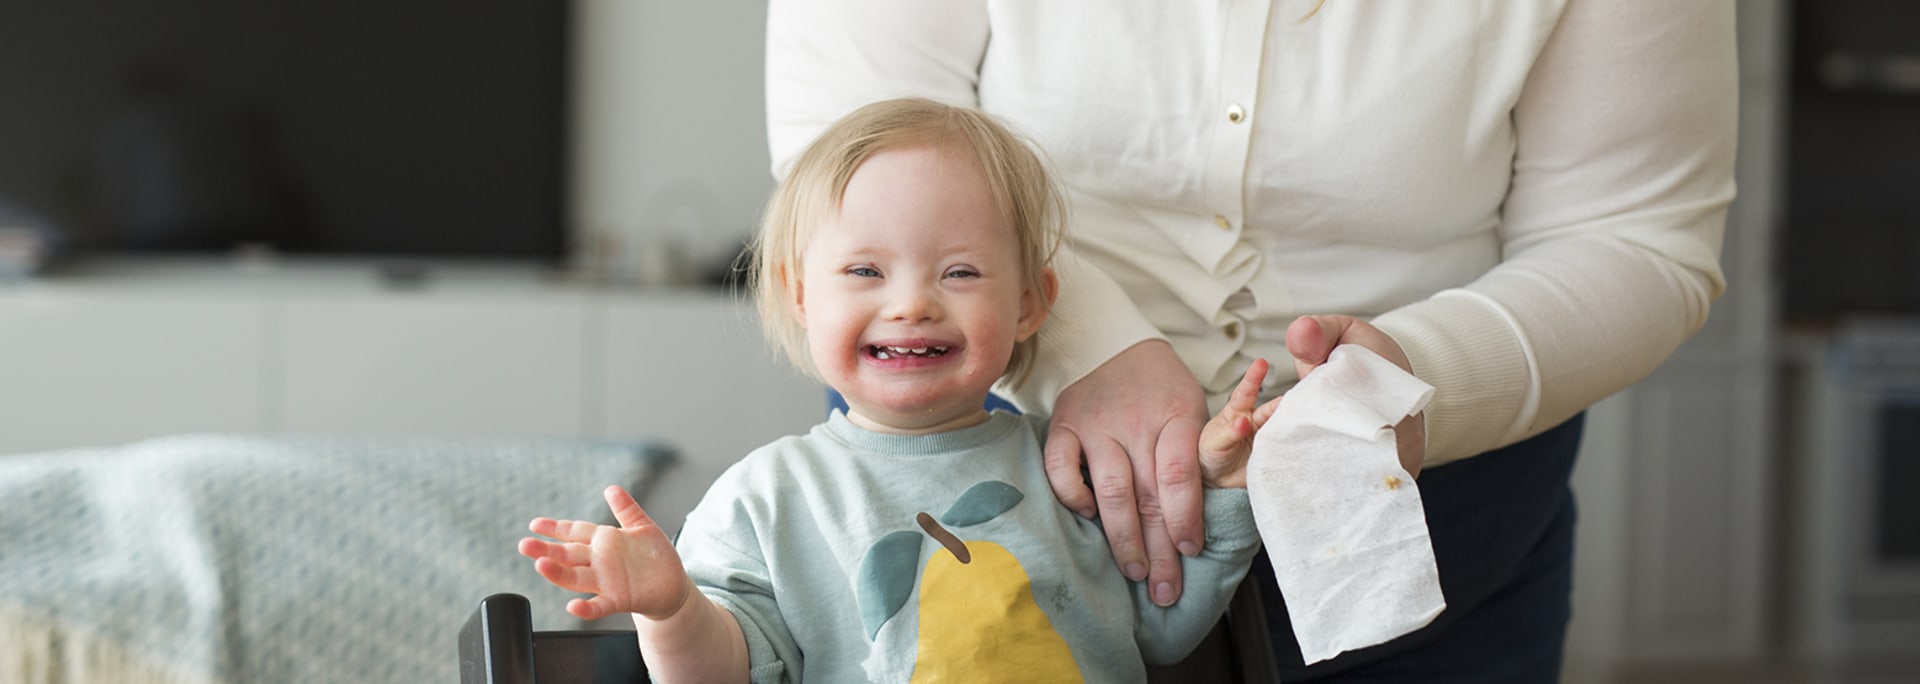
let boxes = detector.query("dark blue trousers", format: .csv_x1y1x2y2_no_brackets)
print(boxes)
1256,413,1585,683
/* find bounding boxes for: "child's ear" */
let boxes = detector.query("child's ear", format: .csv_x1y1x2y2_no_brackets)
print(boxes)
785,266,808,325
1015,268,1058,342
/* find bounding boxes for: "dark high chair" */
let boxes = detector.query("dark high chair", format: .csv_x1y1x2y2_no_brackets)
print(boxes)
459,593,647,684
457,579,1277,683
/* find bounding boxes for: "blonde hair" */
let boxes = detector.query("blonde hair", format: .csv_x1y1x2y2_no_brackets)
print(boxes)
750,98,1065,388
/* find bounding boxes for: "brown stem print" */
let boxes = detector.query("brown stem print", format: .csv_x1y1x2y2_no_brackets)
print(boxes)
916,512,970,564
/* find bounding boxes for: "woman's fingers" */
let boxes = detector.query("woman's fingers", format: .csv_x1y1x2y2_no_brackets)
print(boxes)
1285,313,1425,474
1049,340,1209,602
1287,315,1338,378
1042,428,1095,519
1082,435,1146,581
1288,314,1414,374
1146,423,1197,605
1396,413,1427,478
1152,419,1204,557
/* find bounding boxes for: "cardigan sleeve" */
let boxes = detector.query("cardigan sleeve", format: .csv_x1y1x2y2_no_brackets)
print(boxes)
1370,0,1736,464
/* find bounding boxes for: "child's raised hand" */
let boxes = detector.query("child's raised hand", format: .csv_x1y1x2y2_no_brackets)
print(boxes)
519,485,692,622
1198,358,1283,489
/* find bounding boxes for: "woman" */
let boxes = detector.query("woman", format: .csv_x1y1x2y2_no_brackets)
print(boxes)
765,1,1736,679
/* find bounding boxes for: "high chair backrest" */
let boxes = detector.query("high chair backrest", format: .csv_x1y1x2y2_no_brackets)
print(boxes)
457,582,1275,684
459,593,647,684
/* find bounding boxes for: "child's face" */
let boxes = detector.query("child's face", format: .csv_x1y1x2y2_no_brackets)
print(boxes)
795,142,1050,434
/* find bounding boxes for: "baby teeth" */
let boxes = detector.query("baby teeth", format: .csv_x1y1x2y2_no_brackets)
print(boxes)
872,345,949,359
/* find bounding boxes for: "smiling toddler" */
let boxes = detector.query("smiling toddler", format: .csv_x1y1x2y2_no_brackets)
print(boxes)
519,98,1281,683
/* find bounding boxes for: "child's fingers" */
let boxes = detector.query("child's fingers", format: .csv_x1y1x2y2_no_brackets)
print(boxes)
1199,359,1271,456
1199,415,1248,456
1249,396,1284,431
529,517,602,544
533,557,600,594
566,597,614,622
603,485,654,530
518,537,592,566
1226,358,1269,413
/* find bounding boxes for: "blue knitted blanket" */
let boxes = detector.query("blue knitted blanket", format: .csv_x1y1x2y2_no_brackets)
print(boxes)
0,434,670,683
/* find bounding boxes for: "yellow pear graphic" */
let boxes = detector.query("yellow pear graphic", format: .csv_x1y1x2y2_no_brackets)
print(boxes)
908,514,1081,683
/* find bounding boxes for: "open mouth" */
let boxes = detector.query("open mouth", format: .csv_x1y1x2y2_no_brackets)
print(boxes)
867,345,950,360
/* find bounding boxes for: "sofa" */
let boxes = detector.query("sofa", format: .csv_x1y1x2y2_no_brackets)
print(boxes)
0,434,672,684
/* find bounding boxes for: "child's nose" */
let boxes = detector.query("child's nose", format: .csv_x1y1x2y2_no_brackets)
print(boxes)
885,284,941,321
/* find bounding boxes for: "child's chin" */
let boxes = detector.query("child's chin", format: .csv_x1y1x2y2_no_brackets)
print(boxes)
877,402,990,428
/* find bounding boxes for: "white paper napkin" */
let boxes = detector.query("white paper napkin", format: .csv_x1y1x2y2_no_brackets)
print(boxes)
1248,344,1442,665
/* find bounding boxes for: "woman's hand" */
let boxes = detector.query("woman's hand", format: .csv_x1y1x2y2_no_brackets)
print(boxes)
519,485,692,622
1045,340,1209,607
1287,315,1427,477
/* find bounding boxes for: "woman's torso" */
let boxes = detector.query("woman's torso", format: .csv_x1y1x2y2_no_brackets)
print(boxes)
976,1,1568,394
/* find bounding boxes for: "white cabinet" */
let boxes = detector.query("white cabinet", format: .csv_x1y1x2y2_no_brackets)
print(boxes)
0,285,270,452
279,291,595,439
0,261,823,519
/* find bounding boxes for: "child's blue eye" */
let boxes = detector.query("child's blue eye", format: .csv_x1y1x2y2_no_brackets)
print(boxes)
848,266,881,278
945,268,979,279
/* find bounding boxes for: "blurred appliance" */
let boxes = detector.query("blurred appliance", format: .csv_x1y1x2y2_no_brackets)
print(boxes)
1782,0,1920,316
1787,317,1920,661
0,1,570,261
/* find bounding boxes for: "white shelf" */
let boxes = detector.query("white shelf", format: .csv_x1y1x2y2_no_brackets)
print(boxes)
0,260,825,531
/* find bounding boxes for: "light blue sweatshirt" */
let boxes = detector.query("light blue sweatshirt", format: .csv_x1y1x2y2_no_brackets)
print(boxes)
675,410,1260,682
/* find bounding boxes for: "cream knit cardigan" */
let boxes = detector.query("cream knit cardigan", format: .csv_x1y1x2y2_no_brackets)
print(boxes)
766,0,1736,465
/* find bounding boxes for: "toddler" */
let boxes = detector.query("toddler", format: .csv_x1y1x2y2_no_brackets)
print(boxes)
520,98,1281,682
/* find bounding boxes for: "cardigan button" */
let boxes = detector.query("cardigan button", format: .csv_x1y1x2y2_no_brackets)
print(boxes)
1213,214,1233,231
1226,104,1247,123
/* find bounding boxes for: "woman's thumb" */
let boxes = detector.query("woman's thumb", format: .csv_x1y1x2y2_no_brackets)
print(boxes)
1287,315,1339,376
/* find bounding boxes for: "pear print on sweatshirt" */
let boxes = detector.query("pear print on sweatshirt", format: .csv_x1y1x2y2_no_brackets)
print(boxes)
853,481,1081,682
